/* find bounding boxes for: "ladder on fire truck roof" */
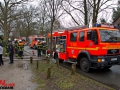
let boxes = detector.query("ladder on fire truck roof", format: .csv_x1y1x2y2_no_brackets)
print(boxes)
53,25,88,31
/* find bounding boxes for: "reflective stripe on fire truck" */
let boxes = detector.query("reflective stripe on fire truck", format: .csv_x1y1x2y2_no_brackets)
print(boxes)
102,46,120,49
67,47,100,50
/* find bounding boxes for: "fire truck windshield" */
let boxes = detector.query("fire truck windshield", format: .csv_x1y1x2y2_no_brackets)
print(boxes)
35,38,45,41
100,29,120,42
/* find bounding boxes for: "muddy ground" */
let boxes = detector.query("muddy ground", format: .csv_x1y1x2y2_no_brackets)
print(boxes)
0,59,38,90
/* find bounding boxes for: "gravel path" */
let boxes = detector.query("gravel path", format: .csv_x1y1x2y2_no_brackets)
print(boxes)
0,59,38,90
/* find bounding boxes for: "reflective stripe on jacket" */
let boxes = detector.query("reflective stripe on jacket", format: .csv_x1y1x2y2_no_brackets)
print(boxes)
18,45,24,51
43,45,47,50
37,44,42,49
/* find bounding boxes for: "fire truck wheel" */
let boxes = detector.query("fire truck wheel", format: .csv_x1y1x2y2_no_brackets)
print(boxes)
80,58,90,72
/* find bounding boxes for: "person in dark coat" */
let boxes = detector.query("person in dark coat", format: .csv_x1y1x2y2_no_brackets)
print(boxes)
8,41,14,64
0,43,4,66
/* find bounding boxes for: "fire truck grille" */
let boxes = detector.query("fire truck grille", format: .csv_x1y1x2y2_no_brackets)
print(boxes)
107,49,119,54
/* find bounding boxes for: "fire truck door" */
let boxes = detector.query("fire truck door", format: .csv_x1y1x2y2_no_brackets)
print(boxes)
85,30,99,55
67,32,77,59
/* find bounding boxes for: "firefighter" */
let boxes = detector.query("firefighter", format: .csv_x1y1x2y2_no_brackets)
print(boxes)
36,40,42,57
5,38,11,56
42,41,47,55
18,40,24,59
14,38,18,57
0,43,4,65
8,40,14,64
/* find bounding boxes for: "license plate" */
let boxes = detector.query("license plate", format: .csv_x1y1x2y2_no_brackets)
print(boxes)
111,58,117,61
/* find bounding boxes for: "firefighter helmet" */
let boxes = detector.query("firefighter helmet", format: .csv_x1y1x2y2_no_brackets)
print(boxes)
37,40,40,42
19,40,22,43
8,38,11,41
14,38,17,41
8,38,12,42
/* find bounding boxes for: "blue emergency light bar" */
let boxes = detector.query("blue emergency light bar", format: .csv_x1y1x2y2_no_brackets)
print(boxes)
94,24,118,29
94,24,101,27
114,26,118,29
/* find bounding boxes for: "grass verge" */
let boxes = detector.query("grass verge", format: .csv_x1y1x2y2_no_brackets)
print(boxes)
31,60,115,90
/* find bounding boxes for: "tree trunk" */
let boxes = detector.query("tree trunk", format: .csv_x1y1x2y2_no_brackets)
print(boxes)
3,22,9,42
84,0,88,25
50,20,53,58
92,0,96,26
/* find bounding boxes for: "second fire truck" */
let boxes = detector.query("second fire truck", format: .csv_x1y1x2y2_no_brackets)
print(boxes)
28,35,46,49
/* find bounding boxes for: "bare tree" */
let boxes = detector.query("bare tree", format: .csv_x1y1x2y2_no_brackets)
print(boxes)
61,0,88,26
22,6,37,35
14,5,38,40
43,0,64,59
36,1,48,35
62,0,116,26
0,0,29,41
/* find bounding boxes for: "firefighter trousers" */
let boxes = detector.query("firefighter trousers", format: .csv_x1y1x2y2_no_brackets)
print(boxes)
14,48,18,57
42,49,46,55
37,49,42,57
0,54,4,65
18,51,23,58
9,54,14,63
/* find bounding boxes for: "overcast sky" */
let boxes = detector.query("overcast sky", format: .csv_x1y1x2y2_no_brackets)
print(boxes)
0,0,119,27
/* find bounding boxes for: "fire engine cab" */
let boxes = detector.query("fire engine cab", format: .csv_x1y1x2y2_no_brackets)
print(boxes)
28,35,46,49
47,24,120,72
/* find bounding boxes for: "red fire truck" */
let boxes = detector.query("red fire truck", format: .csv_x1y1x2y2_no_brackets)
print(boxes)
47,24,120,72
28,35,46,49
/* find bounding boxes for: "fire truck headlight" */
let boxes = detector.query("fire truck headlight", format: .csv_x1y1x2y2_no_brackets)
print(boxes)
101,59,105,62
98,58,105,63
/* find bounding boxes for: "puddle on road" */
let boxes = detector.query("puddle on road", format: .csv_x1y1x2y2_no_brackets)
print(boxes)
27,88,31,90
23,63,29,70
17,63,23,68
16,61,29,70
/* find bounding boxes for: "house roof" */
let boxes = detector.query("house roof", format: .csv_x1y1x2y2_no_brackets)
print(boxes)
113,14,120,23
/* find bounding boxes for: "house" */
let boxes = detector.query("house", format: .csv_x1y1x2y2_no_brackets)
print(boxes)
113,14,120,29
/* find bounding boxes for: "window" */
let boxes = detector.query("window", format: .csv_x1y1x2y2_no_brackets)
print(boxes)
52,37,55,39
87,30,92,40
100,29,120,42
60,36,66,52
60,36,66,46
70,32,77,41
92,30,98,44
118,24,120,29
52,37,55,43
63,36,66,39
35,38,40,41
60,36,66,39
28,38,32,44
80,32,85,41
56,37,60,44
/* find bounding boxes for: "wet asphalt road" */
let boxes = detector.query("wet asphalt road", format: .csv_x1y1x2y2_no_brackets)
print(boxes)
24,46,120,90
60,62,120,90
